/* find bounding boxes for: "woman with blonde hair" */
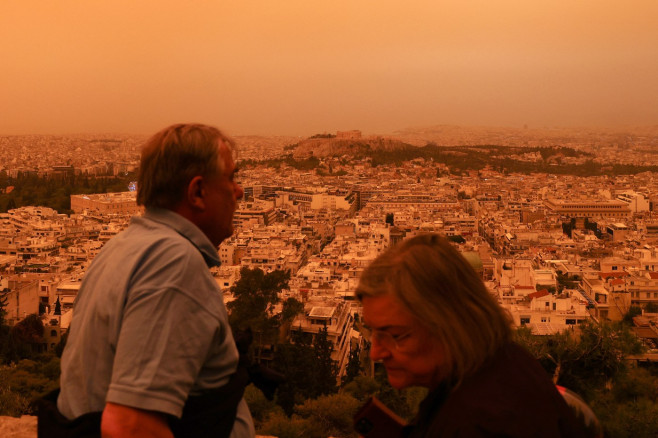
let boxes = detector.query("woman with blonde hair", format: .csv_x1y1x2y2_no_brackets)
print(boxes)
356,233,585,437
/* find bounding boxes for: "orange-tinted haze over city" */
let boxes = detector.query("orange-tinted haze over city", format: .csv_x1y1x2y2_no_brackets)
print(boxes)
1,0,657,136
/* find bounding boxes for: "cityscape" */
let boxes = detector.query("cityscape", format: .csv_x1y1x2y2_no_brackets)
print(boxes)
3,1,658,436
2,124,658,436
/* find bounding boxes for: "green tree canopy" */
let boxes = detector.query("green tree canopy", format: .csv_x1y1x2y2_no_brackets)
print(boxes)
341,343,362,386
11,314,44,345
227,267,290,333
273,326,338,415
280,297,304,323
515,321,645,399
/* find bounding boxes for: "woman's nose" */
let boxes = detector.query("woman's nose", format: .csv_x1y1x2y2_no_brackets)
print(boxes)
369,338,392,362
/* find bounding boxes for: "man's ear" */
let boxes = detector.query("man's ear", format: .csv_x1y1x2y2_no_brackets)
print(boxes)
186,176,206,211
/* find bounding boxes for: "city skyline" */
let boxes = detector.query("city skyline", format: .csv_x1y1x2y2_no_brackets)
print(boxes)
2,1,658,137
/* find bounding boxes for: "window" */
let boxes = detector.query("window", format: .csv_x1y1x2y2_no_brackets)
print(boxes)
520,317,530,325
50,330,57,337
566,319,576,325
553,303,557,310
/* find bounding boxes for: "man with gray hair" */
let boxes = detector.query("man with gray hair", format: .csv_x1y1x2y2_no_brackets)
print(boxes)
53,123,253,437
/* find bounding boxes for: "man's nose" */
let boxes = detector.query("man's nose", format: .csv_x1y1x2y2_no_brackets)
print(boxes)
235,183,244,200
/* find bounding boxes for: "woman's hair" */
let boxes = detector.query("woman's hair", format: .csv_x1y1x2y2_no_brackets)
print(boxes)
356,233,512,383
137,123,236,209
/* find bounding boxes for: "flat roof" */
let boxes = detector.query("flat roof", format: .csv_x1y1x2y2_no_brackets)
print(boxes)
308,306,335,318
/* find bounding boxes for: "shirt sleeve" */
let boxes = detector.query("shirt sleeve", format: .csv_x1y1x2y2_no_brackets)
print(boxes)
106,284,220,418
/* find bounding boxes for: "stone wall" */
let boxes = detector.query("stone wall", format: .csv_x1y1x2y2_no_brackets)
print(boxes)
0,416,278,438
0,416,36,438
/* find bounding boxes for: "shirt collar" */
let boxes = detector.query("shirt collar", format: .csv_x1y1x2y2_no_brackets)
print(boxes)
140,207,221,267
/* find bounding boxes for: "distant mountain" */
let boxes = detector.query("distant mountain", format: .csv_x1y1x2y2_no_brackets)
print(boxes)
391,124,658,148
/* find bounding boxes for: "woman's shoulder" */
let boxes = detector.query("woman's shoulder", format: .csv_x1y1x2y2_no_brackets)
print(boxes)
419,342,581,437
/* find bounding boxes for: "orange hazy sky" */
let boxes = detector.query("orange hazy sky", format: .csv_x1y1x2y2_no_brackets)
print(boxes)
1,0,657,136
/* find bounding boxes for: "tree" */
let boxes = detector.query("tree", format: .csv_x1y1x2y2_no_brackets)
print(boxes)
5,197,16,211
256,392,362,438
0,294,9,363
515,321,645,400
273,326,338,416
557,272,578,291
313,325,338,396
258,410,309,438
342,343,362,386
342,375,381,402
242,384,285,431
0,366,31,416
623,306,642,325
11,314,44,345
0,355,60,416
6,314,45,360
227,268,291,364
0,293,7,327
280,297,303,323
272,337,317,415
293,393,361,438
610,367,658,403
590,367,658,437
227,267,290,333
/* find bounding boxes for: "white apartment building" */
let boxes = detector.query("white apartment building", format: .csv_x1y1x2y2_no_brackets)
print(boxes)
580,273,632,321
310,190,357,215
494,258,536,303
505,289,590,335
289,299,354,381
616,191,650,213
233,199,278,227
626,271,658,309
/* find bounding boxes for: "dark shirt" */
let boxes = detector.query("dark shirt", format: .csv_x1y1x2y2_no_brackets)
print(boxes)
404,342,587,437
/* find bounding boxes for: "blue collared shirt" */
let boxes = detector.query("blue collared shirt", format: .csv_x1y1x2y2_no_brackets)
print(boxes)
58,208,253,436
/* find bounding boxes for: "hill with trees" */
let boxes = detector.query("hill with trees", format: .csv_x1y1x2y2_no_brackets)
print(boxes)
242,136,658,177
0,171,136,214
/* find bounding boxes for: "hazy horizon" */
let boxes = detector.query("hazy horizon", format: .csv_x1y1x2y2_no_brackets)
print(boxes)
2,1,657,137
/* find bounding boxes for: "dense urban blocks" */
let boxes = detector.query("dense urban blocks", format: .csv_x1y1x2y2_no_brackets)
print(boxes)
2,128,658,436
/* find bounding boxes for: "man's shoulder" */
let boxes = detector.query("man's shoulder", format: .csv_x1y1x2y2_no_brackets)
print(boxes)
103,216,193,256
87,218,203,285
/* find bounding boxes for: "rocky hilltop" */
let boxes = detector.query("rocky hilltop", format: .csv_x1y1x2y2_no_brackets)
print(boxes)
291,135,417,159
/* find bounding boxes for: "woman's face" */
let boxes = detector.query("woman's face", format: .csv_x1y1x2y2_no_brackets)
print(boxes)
362,294,445,390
